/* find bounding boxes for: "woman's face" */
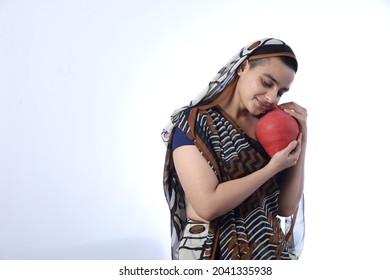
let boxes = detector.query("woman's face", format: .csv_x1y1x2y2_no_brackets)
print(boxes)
236,57,296,116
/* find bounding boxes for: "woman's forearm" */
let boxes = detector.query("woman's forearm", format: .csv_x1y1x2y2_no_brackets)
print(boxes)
278,142,306,216
201,164,277,221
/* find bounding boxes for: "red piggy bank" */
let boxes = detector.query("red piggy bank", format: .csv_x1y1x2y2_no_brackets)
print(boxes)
256,107,300,157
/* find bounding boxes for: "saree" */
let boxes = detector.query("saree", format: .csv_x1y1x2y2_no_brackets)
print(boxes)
162,38,305,260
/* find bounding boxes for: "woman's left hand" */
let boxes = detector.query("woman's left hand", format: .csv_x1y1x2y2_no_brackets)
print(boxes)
278,102,308,142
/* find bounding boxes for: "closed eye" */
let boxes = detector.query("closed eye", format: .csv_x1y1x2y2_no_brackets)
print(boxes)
263,81,272,88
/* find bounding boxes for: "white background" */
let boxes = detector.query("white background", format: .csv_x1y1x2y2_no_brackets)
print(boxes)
1,0,390,277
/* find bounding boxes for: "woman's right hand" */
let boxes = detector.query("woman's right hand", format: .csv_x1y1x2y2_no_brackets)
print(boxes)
267,133,302,174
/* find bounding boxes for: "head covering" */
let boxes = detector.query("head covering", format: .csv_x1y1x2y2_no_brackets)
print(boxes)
161,38,297,145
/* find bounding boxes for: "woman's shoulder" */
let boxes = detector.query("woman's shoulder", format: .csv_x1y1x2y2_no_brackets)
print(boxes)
172,126,194,151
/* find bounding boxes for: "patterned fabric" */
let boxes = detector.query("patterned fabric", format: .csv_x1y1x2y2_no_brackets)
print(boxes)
162,38,304,260
164,106,292,259
179,219,210,260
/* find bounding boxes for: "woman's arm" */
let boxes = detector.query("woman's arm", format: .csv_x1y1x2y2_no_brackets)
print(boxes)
173,139,299,222
277,102,308,217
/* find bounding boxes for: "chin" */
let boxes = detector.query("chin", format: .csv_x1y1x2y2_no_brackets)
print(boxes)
258,108,269,116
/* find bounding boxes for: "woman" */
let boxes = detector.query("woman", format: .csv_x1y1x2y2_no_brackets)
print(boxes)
162,38,307,260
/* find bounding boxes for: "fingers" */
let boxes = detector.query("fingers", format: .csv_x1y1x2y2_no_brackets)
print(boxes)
279,102,308,139
283,107,306,120
286,139,298,152
286,139,301,165
270,139,301,170
279,102,307,118
279,102,307,113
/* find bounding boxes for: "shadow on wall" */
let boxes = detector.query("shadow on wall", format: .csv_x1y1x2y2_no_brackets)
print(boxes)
1,237,169,260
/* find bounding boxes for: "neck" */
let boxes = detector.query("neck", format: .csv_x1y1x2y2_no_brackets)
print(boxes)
219,89,249,121
218,87,259,139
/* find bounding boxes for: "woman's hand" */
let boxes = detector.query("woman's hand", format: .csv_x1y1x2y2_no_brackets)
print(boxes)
278,102,308,142
268,133,302,174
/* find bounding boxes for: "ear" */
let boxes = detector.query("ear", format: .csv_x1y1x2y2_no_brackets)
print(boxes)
237,59,249,76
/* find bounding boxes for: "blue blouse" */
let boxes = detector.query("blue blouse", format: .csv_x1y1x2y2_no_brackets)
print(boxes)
172,127,194,151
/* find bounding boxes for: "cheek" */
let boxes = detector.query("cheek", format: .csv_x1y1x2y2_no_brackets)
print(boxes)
236,78,249,97
238,74,262,99
243,83,257,99
246,80,264,97
241,77,258,95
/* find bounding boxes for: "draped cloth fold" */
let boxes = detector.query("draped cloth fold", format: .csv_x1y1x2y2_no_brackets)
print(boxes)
162,38,304,260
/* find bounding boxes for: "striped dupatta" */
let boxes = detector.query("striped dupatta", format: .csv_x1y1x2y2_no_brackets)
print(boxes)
164,104,295,259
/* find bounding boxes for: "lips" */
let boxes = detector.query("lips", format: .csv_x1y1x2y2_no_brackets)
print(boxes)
256,98,269,112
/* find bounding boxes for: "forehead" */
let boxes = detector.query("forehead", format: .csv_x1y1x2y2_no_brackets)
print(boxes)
249,58,296,84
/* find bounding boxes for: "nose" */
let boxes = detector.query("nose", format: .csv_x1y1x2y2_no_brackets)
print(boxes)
264,89,278,105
